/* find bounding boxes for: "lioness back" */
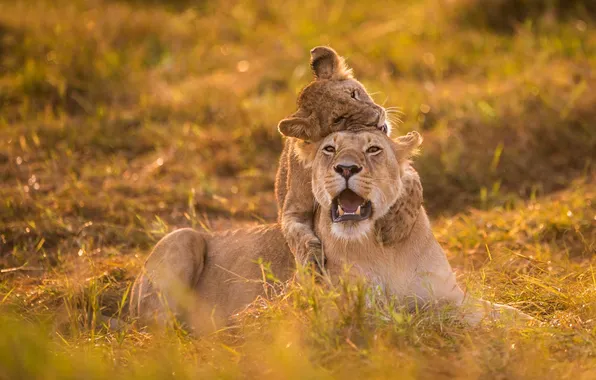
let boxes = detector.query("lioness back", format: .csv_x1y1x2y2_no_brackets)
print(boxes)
130,225,294,332
199,225,295,316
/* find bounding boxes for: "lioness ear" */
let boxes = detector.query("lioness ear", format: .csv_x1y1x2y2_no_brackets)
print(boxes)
278,111,320,141
310,46,353,80
394,131,423,160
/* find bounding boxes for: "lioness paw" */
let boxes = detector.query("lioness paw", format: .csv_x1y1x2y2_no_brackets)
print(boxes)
461,299,536,326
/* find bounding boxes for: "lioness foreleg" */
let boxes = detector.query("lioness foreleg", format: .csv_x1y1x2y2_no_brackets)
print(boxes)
411,259,533,325
458,296,535,325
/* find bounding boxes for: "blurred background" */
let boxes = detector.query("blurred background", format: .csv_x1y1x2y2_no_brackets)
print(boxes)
0,1,595,378
1,0,594,272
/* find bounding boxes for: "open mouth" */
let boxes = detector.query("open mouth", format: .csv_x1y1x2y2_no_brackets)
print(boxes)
331,189,372,223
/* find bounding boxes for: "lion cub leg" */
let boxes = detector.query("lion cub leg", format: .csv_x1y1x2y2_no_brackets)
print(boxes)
375,166,423,246
375,132,424,246
130,228,206,327
281,204,324,273
280,149,325,273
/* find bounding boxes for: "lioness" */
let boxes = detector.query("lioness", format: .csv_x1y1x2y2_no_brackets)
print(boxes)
276,46,393,272
130,130,532,330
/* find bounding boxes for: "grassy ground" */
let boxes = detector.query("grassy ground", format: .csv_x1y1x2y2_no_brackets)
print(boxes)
1,0,595,378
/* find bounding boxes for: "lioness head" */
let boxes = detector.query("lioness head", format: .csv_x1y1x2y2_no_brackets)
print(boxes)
311,130,422,240
278,46,389,142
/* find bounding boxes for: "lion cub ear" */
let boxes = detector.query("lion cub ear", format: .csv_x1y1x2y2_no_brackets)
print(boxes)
278,110,320,141
310,46,353,80
394,131,423,160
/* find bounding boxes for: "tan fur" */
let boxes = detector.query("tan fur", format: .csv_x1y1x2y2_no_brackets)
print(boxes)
375,132,424,246
131,131,533,330
276,46,389,270
309,130,533,324
129,226,295,333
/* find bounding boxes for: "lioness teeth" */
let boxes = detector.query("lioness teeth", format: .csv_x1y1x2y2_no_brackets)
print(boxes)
355,205,361,215
338,205,345,216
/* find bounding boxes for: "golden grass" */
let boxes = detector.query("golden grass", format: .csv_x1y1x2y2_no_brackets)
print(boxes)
0,0,595,378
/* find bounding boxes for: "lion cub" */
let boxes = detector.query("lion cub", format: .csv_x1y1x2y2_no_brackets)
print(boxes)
276,46,391,270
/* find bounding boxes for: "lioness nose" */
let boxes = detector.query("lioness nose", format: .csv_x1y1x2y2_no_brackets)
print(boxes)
334,164,362,179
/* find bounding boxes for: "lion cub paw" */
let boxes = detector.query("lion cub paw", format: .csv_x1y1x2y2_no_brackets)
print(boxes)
299,239,326,275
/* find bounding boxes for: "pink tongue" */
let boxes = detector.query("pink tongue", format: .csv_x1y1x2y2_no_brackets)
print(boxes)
338,189,364,213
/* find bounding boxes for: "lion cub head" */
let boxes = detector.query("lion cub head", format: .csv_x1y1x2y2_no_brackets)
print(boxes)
278,46,389,142
311,130,422,239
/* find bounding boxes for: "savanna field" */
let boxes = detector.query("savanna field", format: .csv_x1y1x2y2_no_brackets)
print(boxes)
1,0,595,378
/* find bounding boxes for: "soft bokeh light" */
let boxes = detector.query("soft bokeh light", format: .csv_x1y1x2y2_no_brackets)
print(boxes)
0,0,594,378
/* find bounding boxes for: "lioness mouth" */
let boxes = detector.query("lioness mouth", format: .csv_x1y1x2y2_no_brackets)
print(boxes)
331,189,372,222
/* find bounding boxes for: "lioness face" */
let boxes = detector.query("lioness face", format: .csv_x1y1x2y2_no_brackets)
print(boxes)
311,130,403,240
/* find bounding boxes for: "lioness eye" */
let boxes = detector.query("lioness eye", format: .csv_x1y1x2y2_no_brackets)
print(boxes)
323,145,336,153
351,89,360,100
333,116,344,124
366,146,382,154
